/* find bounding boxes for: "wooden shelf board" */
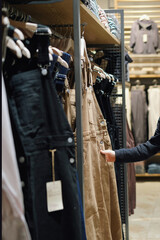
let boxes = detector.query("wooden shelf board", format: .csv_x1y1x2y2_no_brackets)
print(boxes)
129,54,160,61
118,5,160,9
130,74,160,78
80,4,120,45
136,173,160,177
124,10,160,15
118,0,160,2
12,0,120,45
129,63,160,67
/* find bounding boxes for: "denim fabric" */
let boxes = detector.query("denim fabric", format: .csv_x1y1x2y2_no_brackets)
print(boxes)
54,52,71,94
147,164,160,174
5,68,83,240
93,77,120,150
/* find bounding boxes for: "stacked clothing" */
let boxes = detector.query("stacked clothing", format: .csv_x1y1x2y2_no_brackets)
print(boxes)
98,5,110,31
81,0,89,6
106,13,121,40
87,0,100,20
147,164,160,174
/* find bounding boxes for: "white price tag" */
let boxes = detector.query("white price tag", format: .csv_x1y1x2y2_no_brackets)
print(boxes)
143,34,148,43
46,180,64,212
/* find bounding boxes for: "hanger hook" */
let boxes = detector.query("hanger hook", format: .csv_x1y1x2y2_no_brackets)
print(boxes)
64,25,68,38
81,22,87,38
69,25,72,38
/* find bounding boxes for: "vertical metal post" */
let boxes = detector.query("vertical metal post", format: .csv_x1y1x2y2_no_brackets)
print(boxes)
73,0,84,206
120,9,129,240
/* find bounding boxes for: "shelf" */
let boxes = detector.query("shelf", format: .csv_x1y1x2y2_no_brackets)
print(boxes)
12,0,120,45
129,54,160,78
130,75,160,79
26,0,63,4
136,173,160,177
129,54,160,62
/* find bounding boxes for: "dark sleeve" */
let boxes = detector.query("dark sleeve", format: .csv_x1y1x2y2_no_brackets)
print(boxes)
115,118,160,163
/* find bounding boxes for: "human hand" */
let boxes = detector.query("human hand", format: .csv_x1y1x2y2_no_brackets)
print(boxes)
100,150,116,162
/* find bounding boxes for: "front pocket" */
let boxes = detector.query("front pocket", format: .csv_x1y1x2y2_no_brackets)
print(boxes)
12,86,44,138
14,87,42,126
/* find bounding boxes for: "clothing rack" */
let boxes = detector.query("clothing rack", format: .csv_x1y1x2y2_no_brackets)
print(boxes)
2,1,65,39
2,2,129,239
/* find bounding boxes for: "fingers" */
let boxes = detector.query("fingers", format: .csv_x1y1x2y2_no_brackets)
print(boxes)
100,150,109,162
100,149,116,162
100,150,106,155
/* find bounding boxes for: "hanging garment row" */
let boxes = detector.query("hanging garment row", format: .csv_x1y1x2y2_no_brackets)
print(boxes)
2,15,86,240
131,80,160,174
2,10,123,240
63,37,122,240
89,48,136,221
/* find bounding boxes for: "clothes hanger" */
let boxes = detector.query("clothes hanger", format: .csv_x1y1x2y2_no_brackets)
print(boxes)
14,27,24,40
81,35,93,87
92,68,106,80
49,46,63,57
6,36,22,58
57,56,69,69
133,79,145,91
49,46,68,68
7,23,24,40
135,79,141,89
51,53,69,69
2,15,10,26
139,15,150,21
93,65,112,82
14,38,31,59
3,17,29,59
50,26,74,56
48,46,53,61
152,79,158,88
9,19,52,39
92,65,106,79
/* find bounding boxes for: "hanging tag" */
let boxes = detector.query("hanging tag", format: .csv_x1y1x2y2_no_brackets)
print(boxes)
46,149,64,212
143,34,147,43
49,149,56,182
46,181,64,212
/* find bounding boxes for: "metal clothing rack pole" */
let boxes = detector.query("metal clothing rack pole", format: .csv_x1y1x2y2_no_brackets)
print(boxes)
108,8,129,240
73,0,84,206
90,9,129,239
107,9,129,239
120,9,129,240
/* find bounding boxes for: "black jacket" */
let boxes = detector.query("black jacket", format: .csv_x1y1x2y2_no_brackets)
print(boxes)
115,117,160,163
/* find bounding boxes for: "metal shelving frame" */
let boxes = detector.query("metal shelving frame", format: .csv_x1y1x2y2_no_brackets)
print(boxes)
73,4,129,239
73,0,84,206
